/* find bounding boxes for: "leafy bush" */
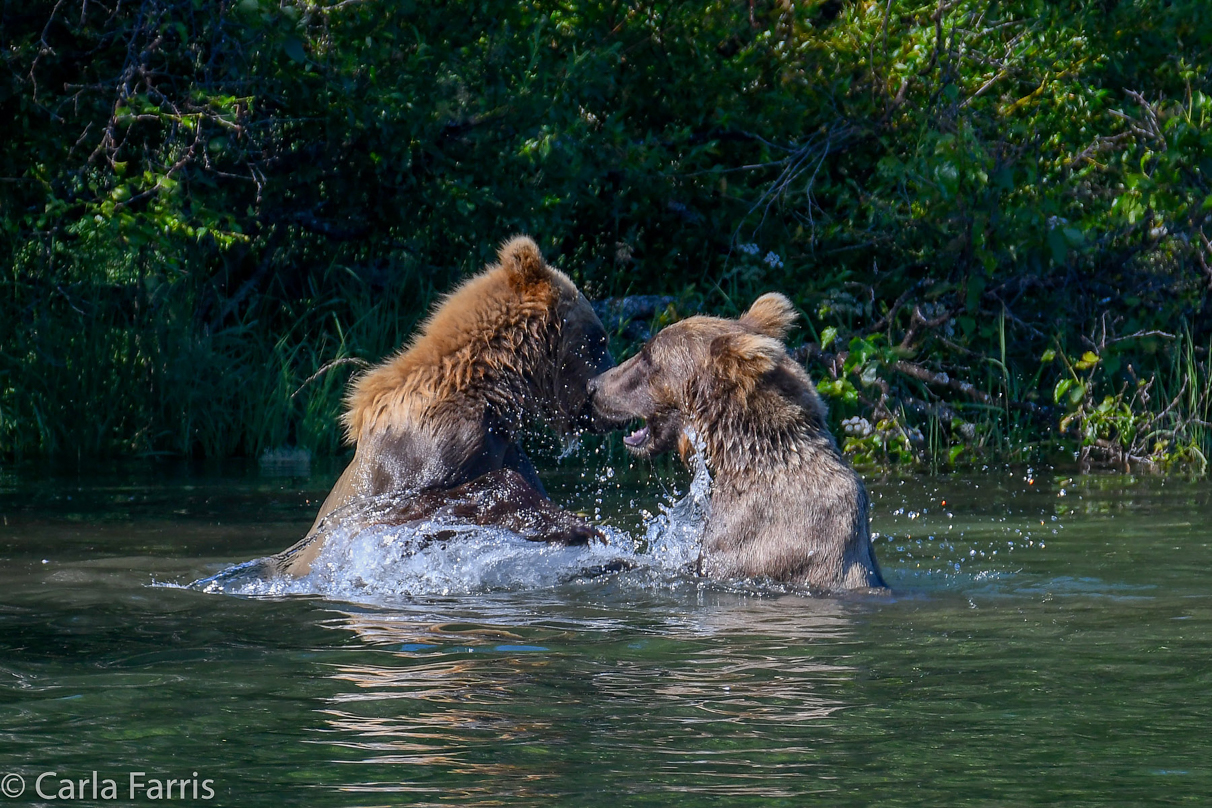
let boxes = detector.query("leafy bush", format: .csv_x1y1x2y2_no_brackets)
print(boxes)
2,0,1209,467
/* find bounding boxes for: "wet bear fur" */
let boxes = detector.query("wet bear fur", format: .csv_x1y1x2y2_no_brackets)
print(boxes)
278,237,613,576
589,293,886,592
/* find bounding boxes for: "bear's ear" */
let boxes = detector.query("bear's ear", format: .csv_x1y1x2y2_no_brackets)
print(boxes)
709,331,783,380
497,235,550,288
739,292,798,339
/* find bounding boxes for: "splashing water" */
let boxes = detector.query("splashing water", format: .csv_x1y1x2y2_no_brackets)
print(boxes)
193,431,713,602
198,522,637,600
642,426,712,573
556,431,582,461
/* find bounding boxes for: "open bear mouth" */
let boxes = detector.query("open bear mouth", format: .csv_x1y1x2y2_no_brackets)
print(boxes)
622,422,651,448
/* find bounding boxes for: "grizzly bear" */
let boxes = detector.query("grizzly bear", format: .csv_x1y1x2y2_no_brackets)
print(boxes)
276,236,613,577
588,293,886,592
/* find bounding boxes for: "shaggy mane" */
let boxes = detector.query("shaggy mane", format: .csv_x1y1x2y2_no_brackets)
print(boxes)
341,238,561,442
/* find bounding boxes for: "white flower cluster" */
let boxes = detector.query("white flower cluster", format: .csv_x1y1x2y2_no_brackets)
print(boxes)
841,416,873,437
763,251,784,269
737,242,761,255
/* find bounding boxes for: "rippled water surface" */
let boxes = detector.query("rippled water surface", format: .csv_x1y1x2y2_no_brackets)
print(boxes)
1,460,1210,806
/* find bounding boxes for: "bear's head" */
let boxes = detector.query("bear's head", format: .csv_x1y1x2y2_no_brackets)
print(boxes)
587,293,810,458
494,236,615,435
342,237,615,444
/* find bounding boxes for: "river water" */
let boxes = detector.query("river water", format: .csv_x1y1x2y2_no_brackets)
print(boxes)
1,460,1209,806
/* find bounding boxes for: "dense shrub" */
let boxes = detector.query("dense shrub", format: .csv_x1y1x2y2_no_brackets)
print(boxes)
2,0,1209,468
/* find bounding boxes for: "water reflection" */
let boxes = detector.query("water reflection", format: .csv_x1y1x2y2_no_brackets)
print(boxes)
311,594,860,800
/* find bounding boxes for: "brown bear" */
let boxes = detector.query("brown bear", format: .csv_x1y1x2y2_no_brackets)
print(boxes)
276,236,613,577
588,293,886,592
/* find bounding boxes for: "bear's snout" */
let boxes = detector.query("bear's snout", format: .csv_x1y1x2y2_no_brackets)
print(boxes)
584,371,627,432
585,367,634,426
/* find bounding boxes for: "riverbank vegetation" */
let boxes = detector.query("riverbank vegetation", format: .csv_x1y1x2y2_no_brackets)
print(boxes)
3,0,1210,472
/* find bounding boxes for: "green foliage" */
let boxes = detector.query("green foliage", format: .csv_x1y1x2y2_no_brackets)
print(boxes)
1,0,1209,466
1048,331,1211,472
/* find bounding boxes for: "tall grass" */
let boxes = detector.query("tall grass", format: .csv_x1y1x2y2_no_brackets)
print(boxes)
0,245,437,459
814,311,1212,475
1164,329,1211,473
3,229,1209,475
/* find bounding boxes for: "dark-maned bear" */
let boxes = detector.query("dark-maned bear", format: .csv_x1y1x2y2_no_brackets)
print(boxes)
276,236,613,577
588,293,886,592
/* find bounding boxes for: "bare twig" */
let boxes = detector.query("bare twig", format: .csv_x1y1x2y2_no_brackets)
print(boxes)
29,0,68,109
898,304,952,352
1091,438,1158,472
734,122,857,244
793,343,1051,417
1067,131,1134,168
961,67,1010,108
1195,230,1212,290
892,360,996,405
55,285,86,316
1148,376,1189,428
918,0,946,76
1106,329,1177,344
311,0,371,14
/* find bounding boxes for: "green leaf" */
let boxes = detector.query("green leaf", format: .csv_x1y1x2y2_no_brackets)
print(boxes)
965,275,986,313
820,326,838,350
816,379,843,398
284,37,306,63
1054,378,1073,404
1047,229,1068,264
1040,348,1056,363
1074,350,1100,370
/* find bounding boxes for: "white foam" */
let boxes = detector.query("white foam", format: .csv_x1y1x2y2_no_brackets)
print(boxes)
194,438,712,602
642,427,712,573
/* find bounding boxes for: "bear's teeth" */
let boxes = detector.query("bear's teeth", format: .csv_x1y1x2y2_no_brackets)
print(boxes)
623,426,650,447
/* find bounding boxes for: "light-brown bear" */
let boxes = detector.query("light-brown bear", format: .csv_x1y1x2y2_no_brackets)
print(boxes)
276,236,613,577
588,293,886,592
